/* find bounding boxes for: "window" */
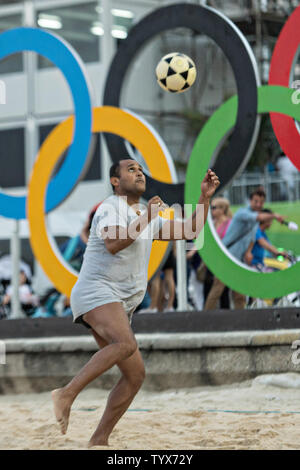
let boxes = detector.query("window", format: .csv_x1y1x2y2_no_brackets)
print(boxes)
0,13,23,74
36,2,100,68
39,123,101,182
111,7,134,46
0,127,25,188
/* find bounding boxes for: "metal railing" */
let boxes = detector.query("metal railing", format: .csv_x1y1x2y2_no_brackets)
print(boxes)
223,171,300,205
208,0,298,16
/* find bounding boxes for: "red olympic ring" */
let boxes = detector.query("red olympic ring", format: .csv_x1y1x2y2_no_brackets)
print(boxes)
269,5,300,171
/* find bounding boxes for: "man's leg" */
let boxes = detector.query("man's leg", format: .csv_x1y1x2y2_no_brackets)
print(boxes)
163,268,175,310
149,273,161,310
204,277,226,310
232,290,246,309
88,330,145,447
51,302,138,435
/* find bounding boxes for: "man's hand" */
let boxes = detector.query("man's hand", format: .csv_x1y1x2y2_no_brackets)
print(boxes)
244,241,254,266
201,169,220,199
147,195,167,220
279,250,290,259
244,251,253,266
274,213,286,224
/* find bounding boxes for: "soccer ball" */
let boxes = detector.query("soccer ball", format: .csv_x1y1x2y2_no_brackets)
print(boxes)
155,52,197,93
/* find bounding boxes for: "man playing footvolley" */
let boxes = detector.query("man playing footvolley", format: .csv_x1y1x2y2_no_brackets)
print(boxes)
52,159,220,447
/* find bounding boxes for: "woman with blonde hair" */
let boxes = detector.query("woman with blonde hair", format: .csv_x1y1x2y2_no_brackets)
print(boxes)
211,197,232,239
203,197,232,310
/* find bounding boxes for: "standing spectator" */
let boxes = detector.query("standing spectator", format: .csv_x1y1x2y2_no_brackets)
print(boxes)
140,273,161,314
161,243,176,312
211,197,232,238
201,197,232,310
186,247,203,310
204,188,286,310
277,154,298,201
139,244,176,313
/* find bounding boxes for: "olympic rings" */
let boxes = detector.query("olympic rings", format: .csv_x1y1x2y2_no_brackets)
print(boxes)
185,85,300,299
103,3,260,205
27,107,175,297
0,27,93,219
1,9,299,300
269,5,300,171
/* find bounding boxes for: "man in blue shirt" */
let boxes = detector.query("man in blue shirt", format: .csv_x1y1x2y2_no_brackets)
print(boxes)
222,189,285,262
204,188,286,310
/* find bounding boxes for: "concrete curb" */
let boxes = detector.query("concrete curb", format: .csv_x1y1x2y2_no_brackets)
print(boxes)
2,329,300,352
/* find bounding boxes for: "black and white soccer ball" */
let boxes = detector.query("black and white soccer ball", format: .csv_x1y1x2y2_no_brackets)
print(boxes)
155,52,197,93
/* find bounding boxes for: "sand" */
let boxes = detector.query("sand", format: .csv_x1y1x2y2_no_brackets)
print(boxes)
1,374,300,450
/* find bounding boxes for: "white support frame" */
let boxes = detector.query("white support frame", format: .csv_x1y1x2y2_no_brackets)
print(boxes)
0,3,24,15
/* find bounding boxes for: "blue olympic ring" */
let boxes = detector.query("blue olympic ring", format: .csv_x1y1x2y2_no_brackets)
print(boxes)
0,27,93,220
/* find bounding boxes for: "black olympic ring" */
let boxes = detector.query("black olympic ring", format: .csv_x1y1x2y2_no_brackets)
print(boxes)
103,3,260,206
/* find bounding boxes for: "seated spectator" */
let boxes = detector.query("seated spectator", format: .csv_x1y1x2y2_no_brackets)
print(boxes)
250,209,289,269
2,270,38,317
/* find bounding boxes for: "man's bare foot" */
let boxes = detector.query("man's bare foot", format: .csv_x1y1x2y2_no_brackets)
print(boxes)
51,388,72,435
88,436,109,448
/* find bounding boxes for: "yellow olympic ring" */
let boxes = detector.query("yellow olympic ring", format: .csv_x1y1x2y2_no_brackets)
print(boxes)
27,106,174,297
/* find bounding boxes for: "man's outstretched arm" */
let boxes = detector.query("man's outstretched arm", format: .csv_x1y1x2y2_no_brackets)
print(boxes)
155,169,220,241
257,236,289,259
102,196,164,254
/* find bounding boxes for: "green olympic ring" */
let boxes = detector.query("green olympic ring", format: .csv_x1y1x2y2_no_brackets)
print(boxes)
185,85,300,299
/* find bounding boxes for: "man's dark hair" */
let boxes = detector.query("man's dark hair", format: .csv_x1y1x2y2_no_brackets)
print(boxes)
109,161,121,193
249,187,266,200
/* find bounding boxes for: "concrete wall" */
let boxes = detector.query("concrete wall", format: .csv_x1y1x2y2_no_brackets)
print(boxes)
1,329,300,394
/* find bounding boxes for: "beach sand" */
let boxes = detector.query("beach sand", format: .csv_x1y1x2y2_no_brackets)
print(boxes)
1,374,300,450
